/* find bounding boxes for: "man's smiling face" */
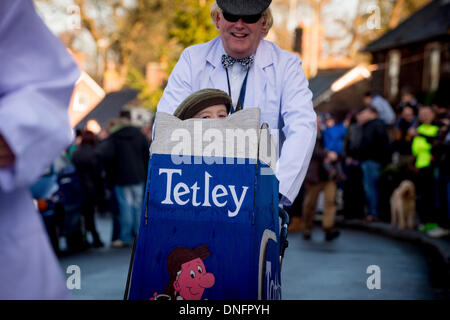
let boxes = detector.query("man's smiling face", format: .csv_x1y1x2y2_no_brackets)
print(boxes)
215,11,265,59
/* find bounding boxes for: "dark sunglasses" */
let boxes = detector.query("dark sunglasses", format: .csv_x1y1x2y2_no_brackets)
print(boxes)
222,11,262,24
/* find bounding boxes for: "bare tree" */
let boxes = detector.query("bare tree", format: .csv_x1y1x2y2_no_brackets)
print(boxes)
388,0,430,29
327,0,431,60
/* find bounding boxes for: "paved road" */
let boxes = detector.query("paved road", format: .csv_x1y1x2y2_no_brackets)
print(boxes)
58,215,446,300
282,228,445,300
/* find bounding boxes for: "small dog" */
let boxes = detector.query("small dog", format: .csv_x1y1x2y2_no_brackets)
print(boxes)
390,180,416,230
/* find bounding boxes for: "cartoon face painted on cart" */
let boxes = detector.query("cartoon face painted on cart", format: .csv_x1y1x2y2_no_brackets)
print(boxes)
165,244,215,300
174,257,215,300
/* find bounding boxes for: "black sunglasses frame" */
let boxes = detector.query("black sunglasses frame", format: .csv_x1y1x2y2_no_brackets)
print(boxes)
222,11,262,24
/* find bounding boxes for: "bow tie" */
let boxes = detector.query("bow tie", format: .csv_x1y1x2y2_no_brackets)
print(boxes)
221,54,254,70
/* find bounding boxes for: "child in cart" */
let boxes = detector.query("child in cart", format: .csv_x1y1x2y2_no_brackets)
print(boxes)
173,88,232,120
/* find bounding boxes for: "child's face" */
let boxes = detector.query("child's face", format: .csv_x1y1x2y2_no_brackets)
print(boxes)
192,104,228,119
325,118,335,128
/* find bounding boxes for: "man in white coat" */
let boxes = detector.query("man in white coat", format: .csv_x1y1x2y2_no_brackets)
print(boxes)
157,0,317,207
0,1,80,299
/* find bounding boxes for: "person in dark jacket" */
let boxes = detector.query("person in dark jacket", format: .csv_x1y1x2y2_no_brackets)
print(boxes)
355,106,390,221
97,113,150,247
342,110,366,219
301,115,341,241
71,130,104,248
98,118,122,243
393,104,417,156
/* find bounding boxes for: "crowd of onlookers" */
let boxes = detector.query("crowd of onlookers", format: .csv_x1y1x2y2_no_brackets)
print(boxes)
51,110,151,251
287,86,450,239
44,86,449,252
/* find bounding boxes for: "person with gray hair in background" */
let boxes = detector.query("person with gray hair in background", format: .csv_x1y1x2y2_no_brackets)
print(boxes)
363,91,396,126
156,0,316,209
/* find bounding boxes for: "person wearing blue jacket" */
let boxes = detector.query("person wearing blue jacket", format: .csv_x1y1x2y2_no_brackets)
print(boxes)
322,113,347,156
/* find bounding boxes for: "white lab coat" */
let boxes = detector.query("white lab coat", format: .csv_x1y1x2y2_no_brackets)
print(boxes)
157,36,317,205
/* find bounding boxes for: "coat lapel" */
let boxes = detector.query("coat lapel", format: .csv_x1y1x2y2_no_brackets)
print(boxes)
205,38,229,94
246,40,272,110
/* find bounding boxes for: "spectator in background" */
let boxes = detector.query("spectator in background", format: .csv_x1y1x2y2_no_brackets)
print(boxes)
410,105,441,233
0,0,80,299
301,115,340,241
393,104,418,156
98,118,121,244
322,112,347,210
363,91,396,126
97,111,150,248
323,113,346,175
322,113,347,156
342,110,365,219
66,128,82,161
71,130,105,248
355,106,390,222
397,86,419,114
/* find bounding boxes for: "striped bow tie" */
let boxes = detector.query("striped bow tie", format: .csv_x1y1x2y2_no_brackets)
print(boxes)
221,54,254,70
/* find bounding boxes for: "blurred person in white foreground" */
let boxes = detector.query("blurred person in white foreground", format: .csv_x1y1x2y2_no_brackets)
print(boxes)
0,0,80,299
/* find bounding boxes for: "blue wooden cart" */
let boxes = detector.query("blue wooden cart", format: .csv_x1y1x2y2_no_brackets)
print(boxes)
125,108,287,300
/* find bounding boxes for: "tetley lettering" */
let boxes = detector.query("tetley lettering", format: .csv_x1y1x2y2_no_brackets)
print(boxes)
159,168,249,217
